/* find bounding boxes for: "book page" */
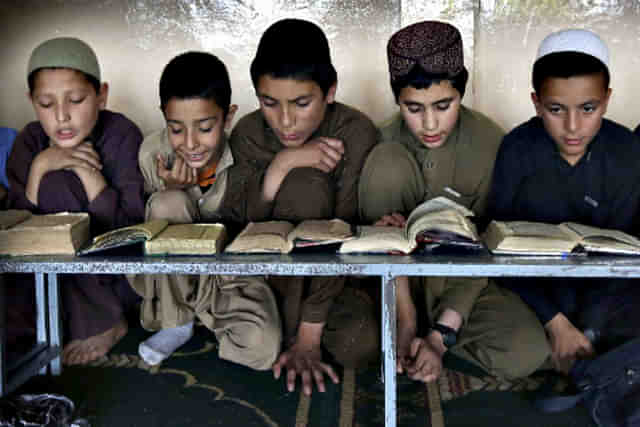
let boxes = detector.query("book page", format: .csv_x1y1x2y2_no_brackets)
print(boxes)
145,223,227,255
339,226,415,254
225,221,294,253
405,196,474,232
80,219,169,254
483,221,577,255
290,219,353,246
0,210,32,230
561,222,640,254
406,209,479,246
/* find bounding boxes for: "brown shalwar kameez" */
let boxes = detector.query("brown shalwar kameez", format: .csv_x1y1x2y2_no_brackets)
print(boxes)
227,102,380,367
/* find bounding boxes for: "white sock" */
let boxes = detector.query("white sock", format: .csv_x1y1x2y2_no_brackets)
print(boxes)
138,322,194,366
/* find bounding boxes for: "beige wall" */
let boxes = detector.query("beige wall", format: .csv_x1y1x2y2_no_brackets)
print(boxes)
1,0,639,136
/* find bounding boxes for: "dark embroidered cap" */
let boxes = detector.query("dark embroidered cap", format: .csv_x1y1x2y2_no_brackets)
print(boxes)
387,21,463,82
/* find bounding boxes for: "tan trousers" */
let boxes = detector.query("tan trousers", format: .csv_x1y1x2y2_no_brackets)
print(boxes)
128,190,282,370
417,277,550,380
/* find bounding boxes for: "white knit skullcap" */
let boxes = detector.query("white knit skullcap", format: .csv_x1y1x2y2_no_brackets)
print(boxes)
536,29,609,69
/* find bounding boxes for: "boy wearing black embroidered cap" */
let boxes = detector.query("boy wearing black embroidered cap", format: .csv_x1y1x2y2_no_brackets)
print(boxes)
228,18,379,396
359,21,548,384
489,29,640,373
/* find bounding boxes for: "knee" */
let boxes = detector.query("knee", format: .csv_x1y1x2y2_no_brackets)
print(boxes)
146,190,197,223
38,170,87,211
272,168,334,221
324,289,379,368
359,143,422,223
219,319,282,371
487,322,550,379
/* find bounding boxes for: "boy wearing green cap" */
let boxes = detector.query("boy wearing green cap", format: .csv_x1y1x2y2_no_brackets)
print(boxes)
7,37,145,365
359,21,548,383
227,18,379,396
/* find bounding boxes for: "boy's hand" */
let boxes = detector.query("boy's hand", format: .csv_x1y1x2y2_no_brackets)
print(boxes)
36,142,103,175
272,322,339,396
545,313,595,374
404,333,446,383
156,153,197,190
272,341,339,396
290,137,344,173
27,143,105,204
374,213,406,228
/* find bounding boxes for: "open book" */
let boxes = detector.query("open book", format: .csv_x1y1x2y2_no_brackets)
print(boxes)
0,210,90,256
339,197,482,254
78,220,227,256
483,221,640,256
225,219,353,254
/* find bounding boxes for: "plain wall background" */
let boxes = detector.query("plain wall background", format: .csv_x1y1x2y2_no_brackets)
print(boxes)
1,0,639,136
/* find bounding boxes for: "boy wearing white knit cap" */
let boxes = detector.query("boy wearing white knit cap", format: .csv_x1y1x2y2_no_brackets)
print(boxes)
489,29,640,374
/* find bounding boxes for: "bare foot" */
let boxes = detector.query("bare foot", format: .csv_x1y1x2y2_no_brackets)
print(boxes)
62,318,128,365
397,315,417,373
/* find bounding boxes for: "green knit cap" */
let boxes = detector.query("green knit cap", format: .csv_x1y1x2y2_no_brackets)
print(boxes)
27,37,101,82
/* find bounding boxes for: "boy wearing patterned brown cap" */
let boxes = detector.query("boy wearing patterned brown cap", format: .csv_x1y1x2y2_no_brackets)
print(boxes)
7,37,145,365
359,21,549,382
227,18,379,396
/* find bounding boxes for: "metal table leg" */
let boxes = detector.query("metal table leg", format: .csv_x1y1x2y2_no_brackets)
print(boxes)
47,273,61,374
381,273,397,427
0,275,6,396
35,273,48,375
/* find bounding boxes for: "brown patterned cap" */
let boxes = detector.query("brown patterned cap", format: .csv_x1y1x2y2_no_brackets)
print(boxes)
387,21,463,82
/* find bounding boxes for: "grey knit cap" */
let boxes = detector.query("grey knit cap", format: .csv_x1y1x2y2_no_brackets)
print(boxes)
28,37,101,81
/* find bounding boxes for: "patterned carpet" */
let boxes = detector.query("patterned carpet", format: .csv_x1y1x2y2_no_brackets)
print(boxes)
7,325,594,427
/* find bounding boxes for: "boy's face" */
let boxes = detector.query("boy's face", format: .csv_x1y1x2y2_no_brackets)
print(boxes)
532,73,611,165
29,68,107,148
164,98,236,171
398,81,461,149
256,75,336,147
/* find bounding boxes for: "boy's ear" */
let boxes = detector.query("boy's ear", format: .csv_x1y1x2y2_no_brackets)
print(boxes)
326,82,337,104
224,104,238,130
602,87,612,114
531,91,543,116
97,82,109,110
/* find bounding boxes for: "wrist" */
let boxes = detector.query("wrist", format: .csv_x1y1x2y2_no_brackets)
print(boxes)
427,330,448,357
430,322,458,350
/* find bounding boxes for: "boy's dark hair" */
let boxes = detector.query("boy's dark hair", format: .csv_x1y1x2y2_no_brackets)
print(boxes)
390,63,468,101
159,51,232,116
250,19,337,97
532,51,610,94
28,68,101,94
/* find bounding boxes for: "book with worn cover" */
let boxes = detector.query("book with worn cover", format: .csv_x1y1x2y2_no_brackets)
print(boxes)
225,219,354,254
483,221,640,256
339,197,482,254
78,220,228,256
0,210,90,255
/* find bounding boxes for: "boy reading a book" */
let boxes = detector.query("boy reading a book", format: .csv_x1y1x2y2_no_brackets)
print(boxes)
7,37,145,365
489,29,640,373
130,51,281,369
359,21,548,383
228,19,379,395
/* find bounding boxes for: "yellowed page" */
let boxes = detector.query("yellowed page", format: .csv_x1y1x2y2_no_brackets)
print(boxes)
225,221,295,253
290,219,353,246
145,223,227,255
561,222,640,255
483,221,576,255
339,226,415,254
